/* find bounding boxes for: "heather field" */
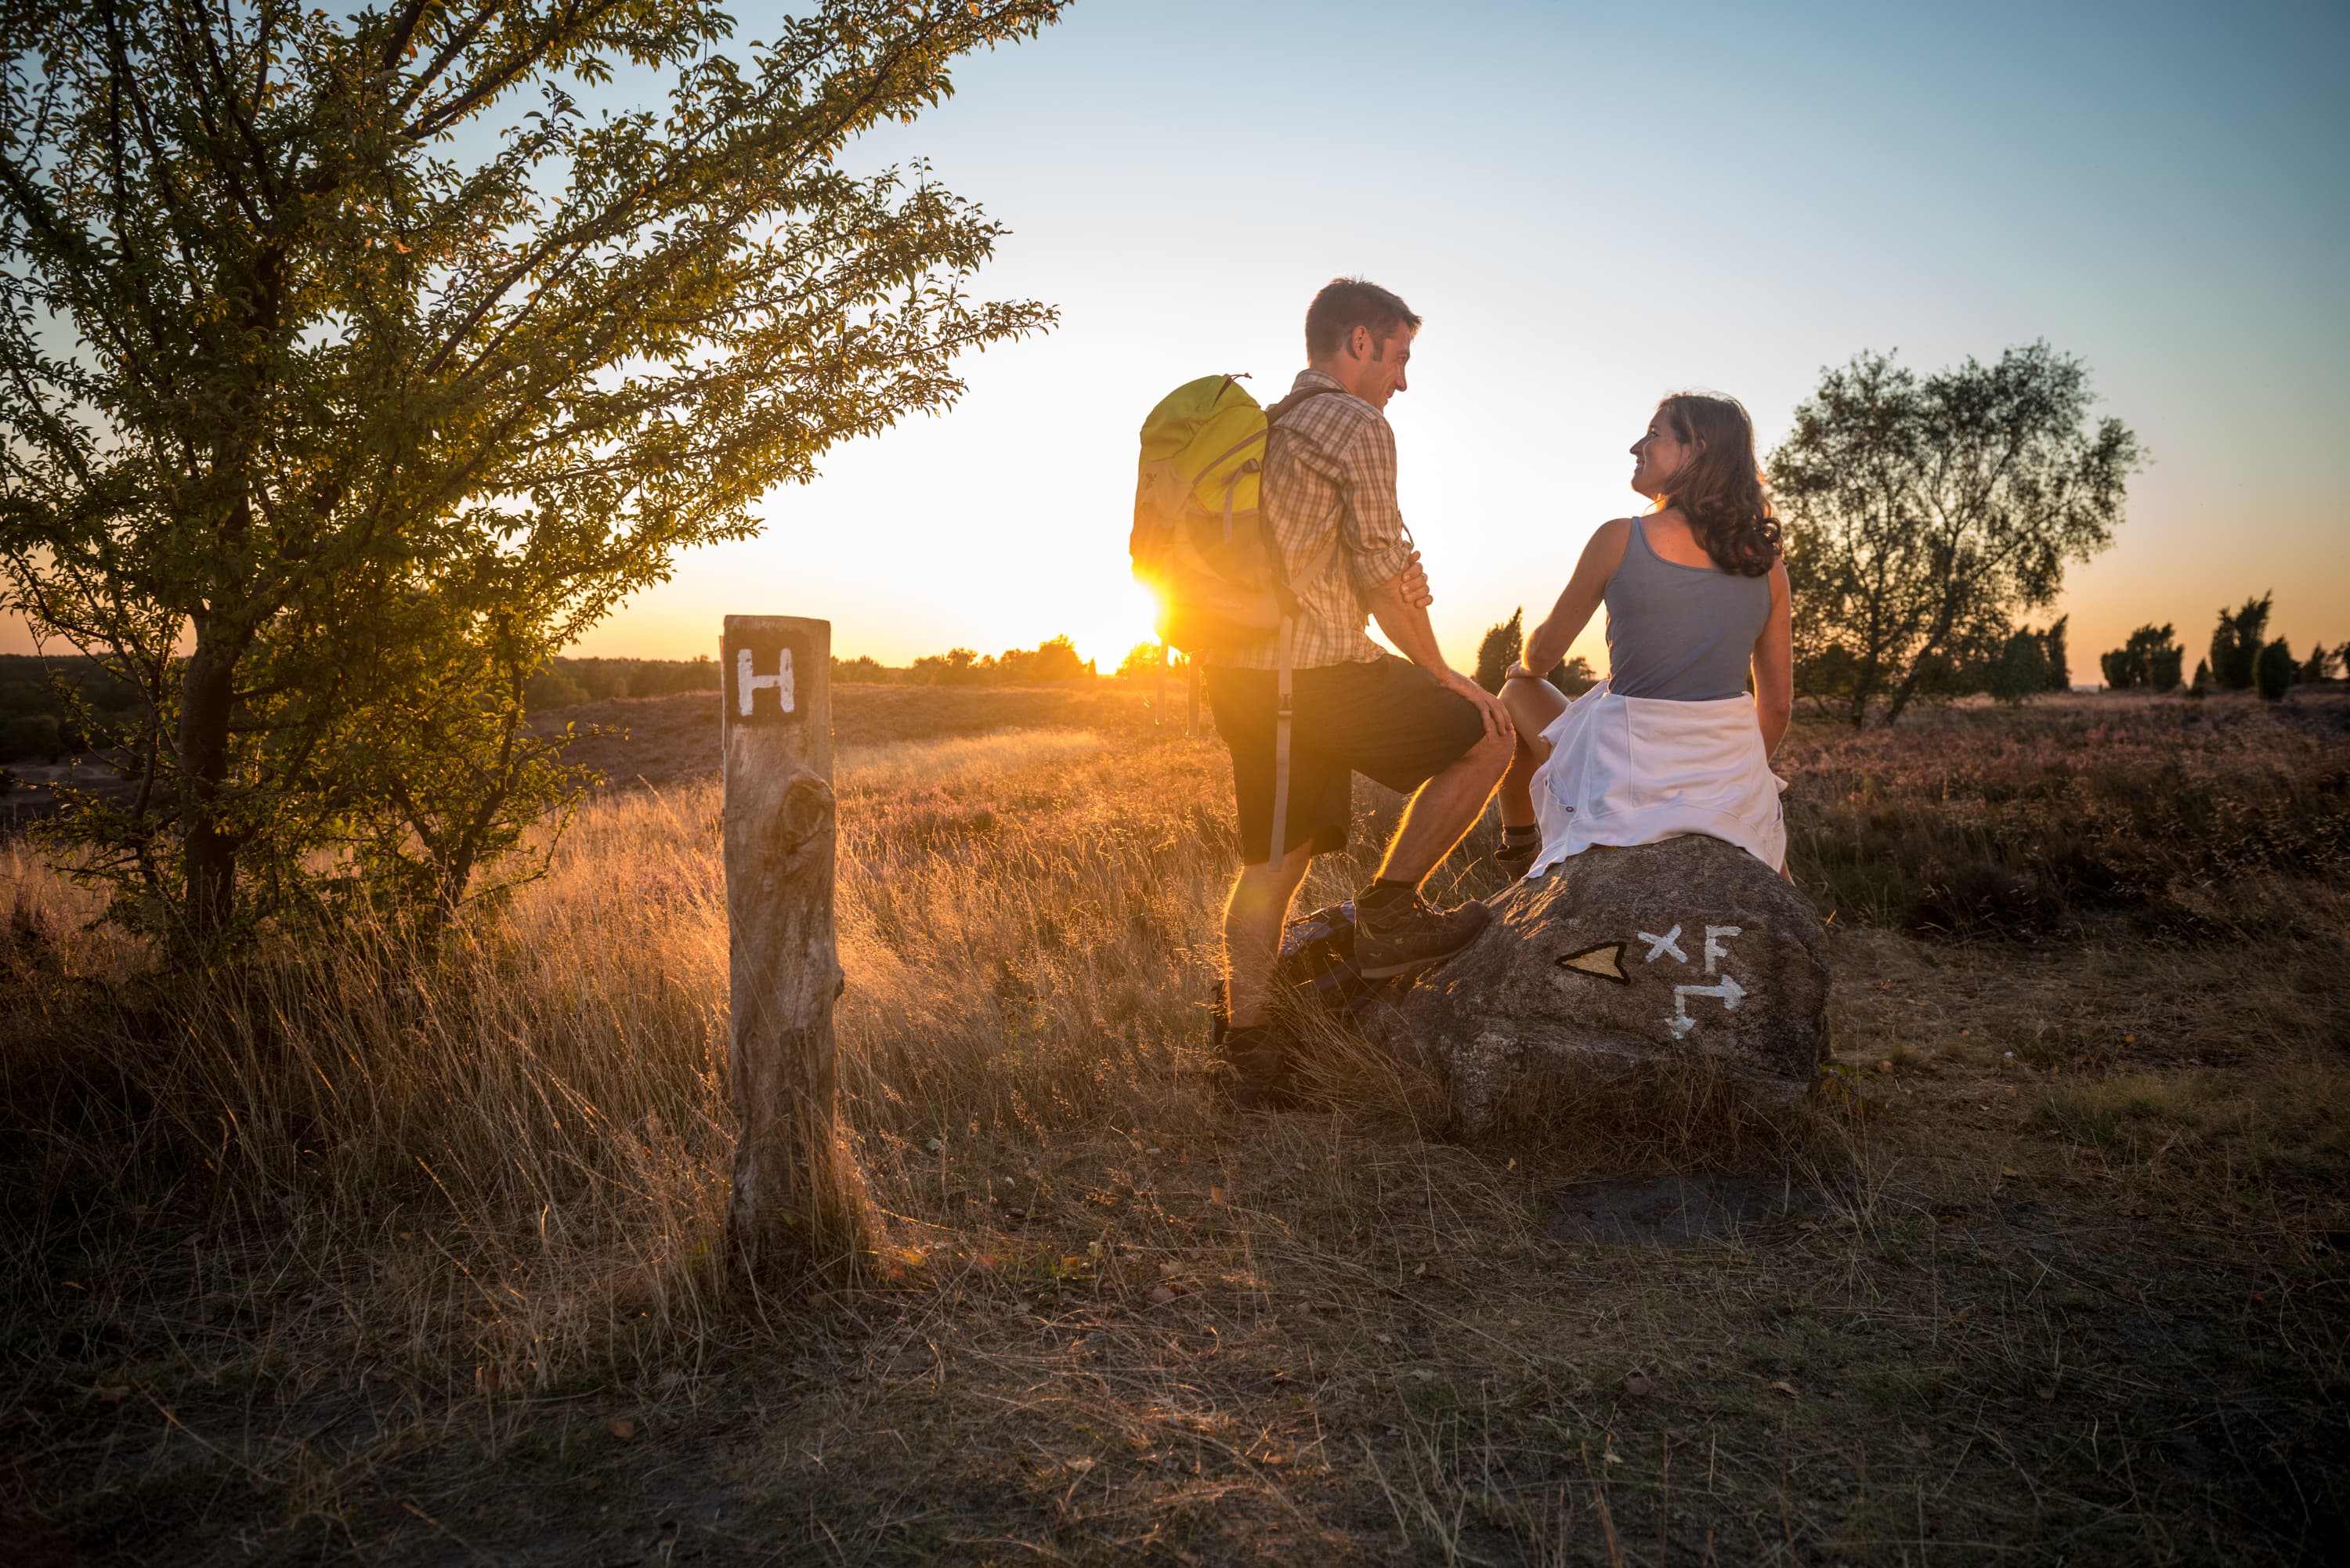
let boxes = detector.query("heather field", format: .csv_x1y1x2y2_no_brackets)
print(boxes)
3,685,2347,1566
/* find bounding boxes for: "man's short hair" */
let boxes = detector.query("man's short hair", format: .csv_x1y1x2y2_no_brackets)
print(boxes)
1303,277,1421,362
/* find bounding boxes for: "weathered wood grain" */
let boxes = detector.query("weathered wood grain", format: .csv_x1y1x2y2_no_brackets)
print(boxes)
721,615,865,1287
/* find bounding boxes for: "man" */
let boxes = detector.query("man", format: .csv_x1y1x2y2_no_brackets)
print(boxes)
1203,277,1515,1107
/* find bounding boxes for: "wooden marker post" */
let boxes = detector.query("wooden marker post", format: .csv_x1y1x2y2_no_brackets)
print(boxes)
721,615,862,1286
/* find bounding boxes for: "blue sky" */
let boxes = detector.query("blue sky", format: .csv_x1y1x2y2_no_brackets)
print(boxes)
587,0,2349,677
11,0,2346,677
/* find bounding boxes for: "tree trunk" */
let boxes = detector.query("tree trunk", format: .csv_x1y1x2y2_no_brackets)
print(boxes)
177,628,240,948
721,615,866,1291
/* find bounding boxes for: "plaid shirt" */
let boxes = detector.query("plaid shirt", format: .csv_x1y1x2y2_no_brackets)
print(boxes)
1209,369,1416,670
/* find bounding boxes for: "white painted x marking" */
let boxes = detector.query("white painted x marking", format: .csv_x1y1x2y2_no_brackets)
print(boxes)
1637,925,1687,965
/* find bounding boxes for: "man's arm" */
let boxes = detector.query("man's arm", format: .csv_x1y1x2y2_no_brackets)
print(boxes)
1332,419,1506,734
1367,569,1510,739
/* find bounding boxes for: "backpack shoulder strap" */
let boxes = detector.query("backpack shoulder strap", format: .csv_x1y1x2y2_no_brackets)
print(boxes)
1260,382,1349,430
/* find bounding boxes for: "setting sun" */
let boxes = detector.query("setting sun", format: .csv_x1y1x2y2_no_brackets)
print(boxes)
1062,575,1164,670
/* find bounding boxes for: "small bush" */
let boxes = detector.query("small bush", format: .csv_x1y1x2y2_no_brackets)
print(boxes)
1987,629,2050,705
0,713,61,763
2255,639,2295,701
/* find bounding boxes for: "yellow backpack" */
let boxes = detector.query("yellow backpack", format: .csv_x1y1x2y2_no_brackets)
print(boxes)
1128,374,1341,656
1130,374,1344,859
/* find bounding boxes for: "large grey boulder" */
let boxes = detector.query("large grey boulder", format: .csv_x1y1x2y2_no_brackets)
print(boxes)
1397,834,1830,1133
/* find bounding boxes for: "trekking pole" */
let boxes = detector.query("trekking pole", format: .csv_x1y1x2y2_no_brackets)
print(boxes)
1155,639,1169,727
1186,656,1201,736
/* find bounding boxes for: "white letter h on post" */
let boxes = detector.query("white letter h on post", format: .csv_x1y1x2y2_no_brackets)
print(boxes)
736,646,794,717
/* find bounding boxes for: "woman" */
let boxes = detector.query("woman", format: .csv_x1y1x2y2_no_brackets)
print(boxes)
1494,392,1793,879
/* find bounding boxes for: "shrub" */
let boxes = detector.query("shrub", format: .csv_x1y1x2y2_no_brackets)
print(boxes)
2100,623,2182,692
2211,594,2272,689
1473,609,1524,694
1472,606,1596,696
1987,628,2050,704
1115,641,1167,680
2255,639,2296,701
2040,616,2072,690
0,714,60,764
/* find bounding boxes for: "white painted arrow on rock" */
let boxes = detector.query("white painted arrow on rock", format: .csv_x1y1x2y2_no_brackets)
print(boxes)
1665,974,1747,1039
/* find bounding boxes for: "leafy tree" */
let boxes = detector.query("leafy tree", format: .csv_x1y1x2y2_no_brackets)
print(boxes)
1987,627,2050,706
911,648,985,685
2099,623,2183,692
1473,609,1525,695
1115,641,1170,681
1769,344,2139,725
995,634,1088,684
2037,616,2071,692
2254,639,2295,701
2191,658,2212,693
2207,594,2272,691
1473,606,1594,696
0,0,1065,950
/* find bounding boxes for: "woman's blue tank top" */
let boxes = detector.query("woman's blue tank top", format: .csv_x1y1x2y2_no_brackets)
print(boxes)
1602,517,1771,701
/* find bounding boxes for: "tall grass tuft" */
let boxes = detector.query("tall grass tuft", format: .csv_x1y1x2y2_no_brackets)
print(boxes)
1,727,1311,1402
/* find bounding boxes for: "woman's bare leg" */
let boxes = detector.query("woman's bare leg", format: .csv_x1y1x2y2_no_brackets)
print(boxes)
1497,675,1569,829
1499,740,1542,829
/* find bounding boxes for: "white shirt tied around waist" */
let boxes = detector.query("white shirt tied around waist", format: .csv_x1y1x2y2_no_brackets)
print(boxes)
1527,678,1788,878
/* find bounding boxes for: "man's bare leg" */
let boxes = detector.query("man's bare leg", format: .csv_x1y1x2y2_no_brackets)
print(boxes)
1222,840,1314,1029
1371,726,1513,887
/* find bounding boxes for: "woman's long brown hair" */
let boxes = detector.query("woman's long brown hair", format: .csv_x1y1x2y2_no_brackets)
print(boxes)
1654,392,1781,578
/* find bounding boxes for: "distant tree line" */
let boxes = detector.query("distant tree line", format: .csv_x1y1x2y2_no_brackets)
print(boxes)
524,657,721,710
836,636,1095,688
0,654,143,764
512,638,1104,709
2092,596,2341,700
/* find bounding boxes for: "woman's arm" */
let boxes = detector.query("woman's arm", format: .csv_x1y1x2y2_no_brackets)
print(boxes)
1518,519,1631,675
1752,558,1793,757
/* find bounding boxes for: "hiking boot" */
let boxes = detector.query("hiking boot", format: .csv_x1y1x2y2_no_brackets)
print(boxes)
1492,835,1541,880
1211,1022,1301,1111
1353,891,1495,980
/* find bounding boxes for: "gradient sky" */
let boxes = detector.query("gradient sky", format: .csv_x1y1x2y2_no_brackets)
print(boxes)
10,0,2346,679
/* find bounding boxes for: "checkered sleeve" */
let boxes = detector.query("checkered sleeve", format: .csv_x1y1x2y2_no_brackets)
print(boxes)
1336,417,1415,594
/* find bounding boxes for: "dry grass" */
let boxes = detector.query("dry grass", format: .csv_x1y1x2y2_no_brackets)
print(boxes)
2,687,2347,1566
1782,691,2350,935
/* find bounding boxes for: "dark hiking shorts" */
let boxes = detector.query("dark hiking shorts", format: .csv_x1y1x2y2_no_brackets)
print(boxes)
1205,655,1487,865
